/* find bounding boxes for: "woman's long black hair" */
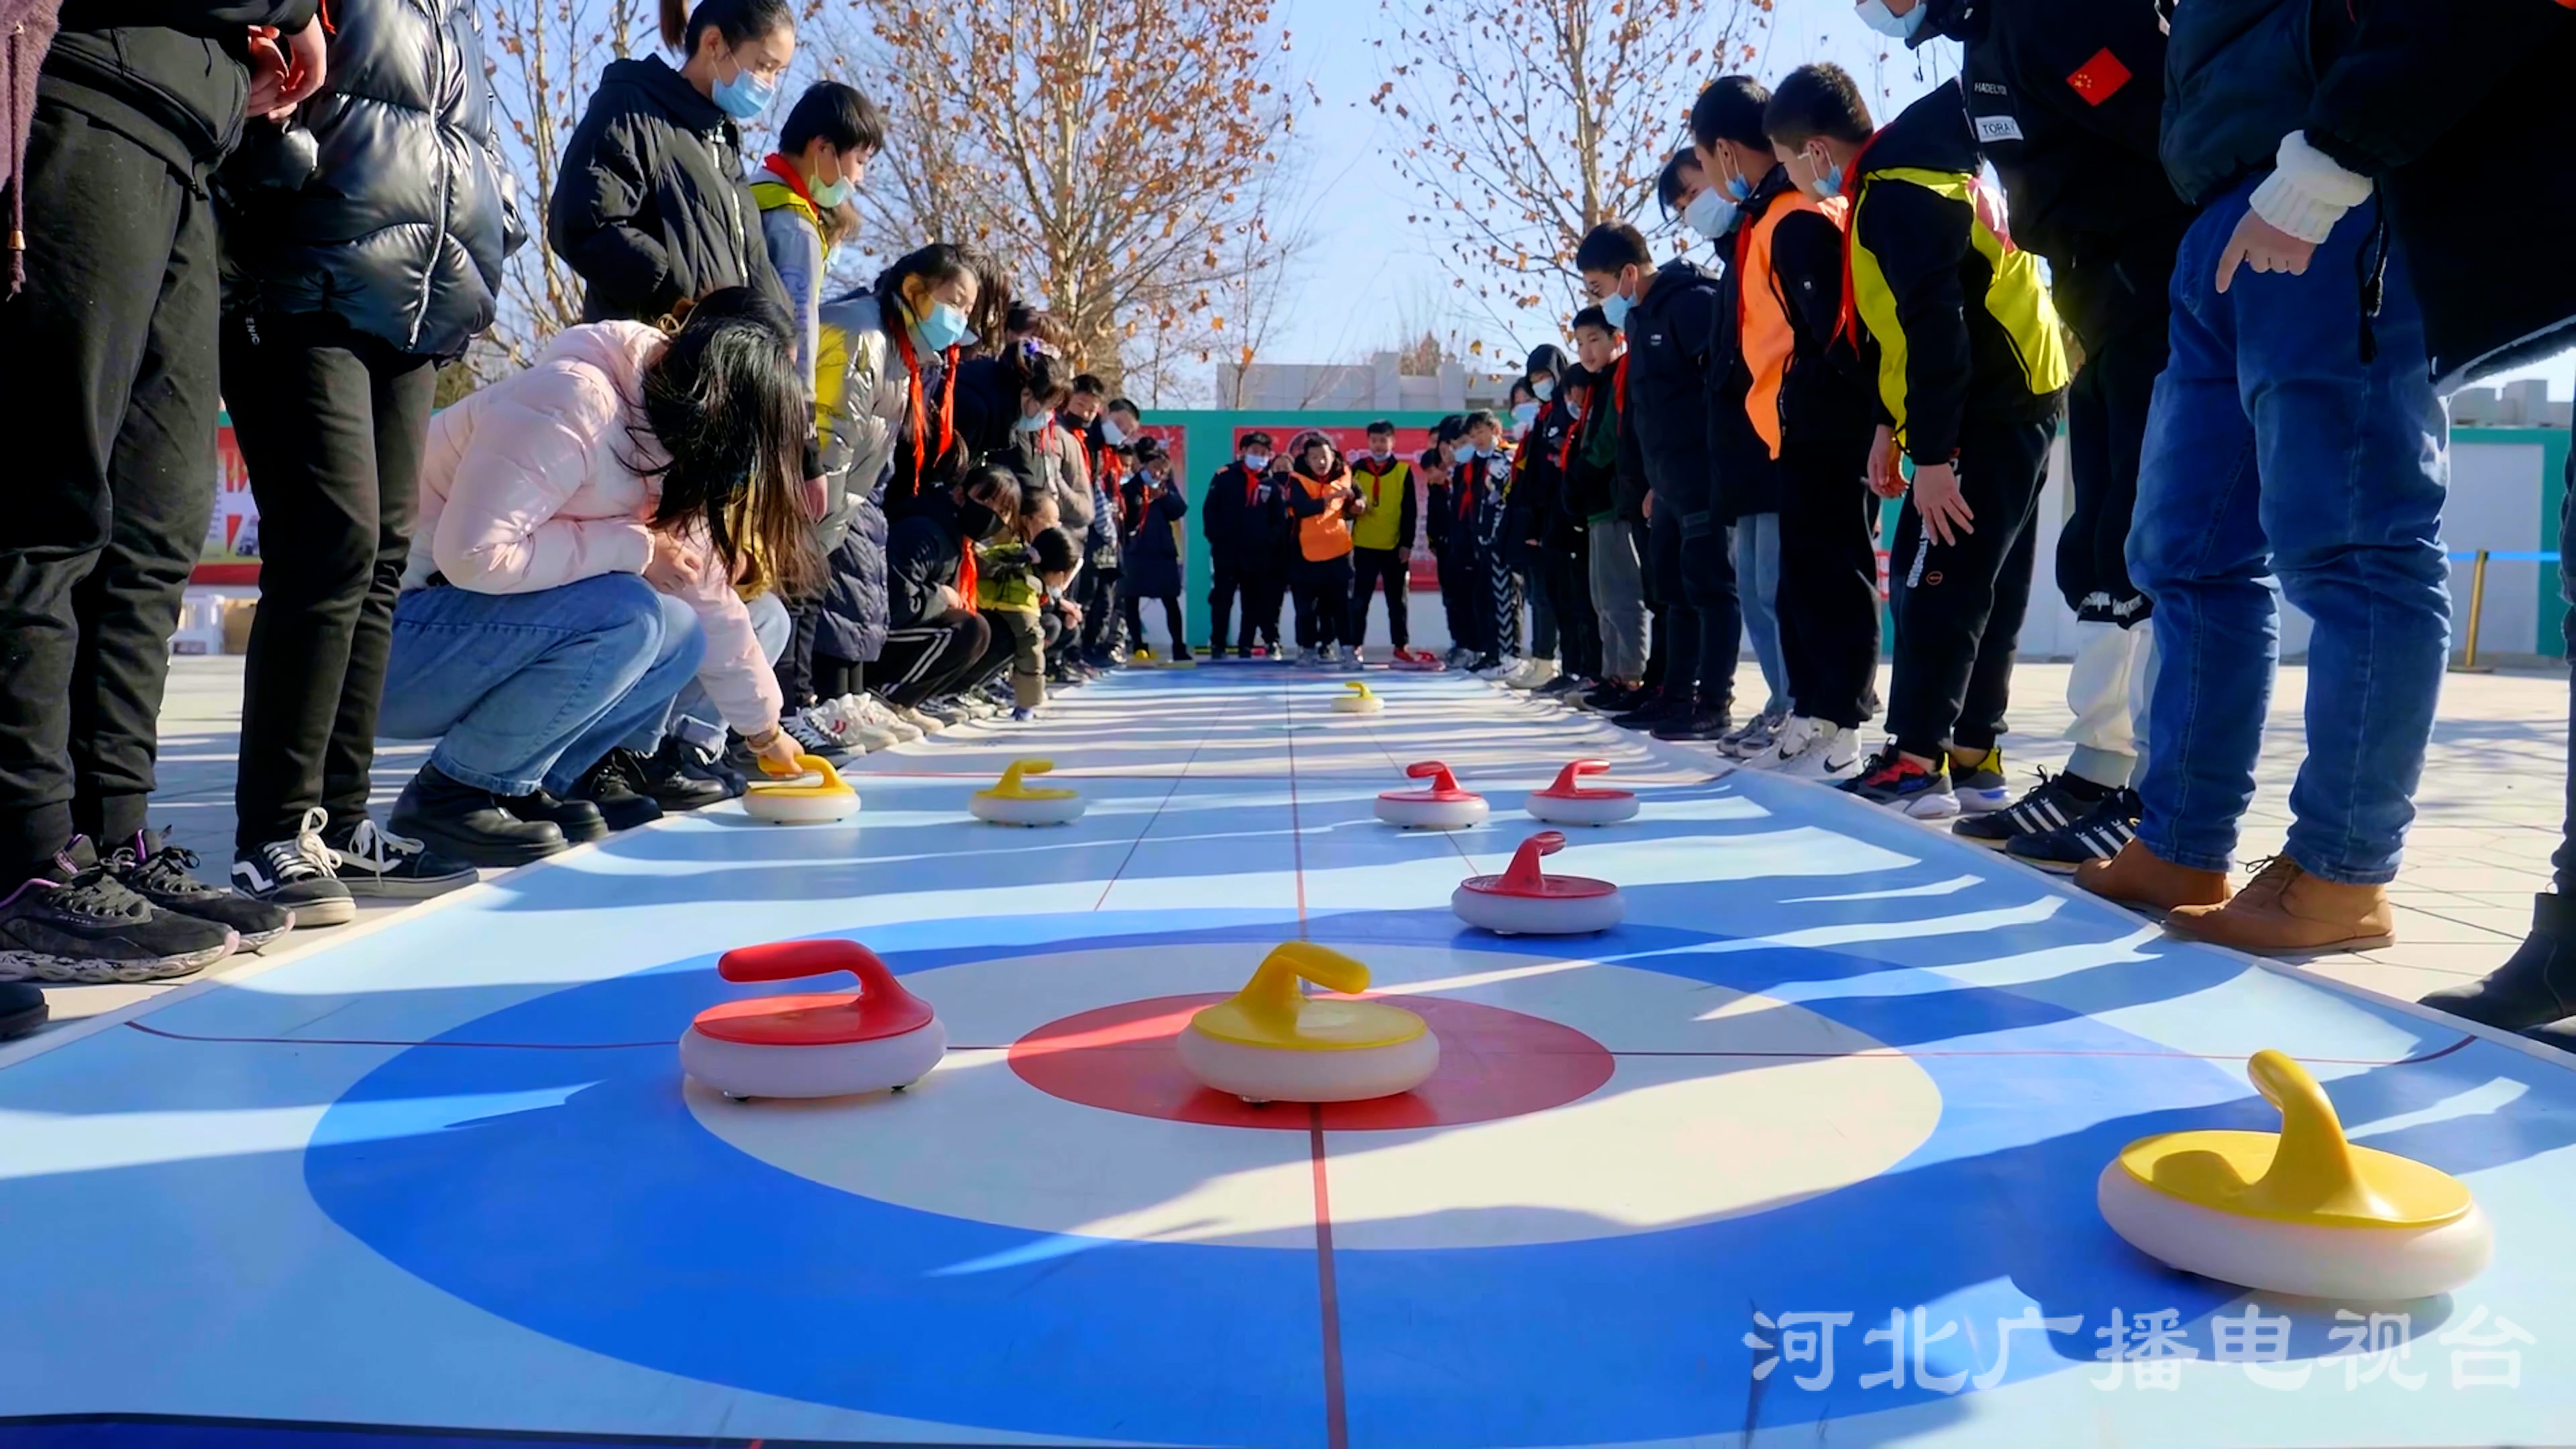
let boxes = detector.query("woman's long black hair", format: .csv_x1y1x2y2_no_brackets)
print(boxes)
632,286,820,598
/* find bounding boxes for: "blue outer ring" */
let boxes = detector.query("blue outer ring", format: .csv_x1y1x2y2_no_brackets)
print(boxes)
306,912,2257,1448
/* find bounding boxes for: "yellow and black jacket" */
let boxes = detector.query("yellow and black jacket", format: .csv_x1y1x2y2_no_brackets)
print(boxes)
1843,83,2069,466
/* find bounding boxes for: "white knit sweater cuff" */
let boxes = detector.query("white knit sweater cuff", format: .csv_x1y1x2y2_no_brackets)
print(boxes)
2247,131,2372,244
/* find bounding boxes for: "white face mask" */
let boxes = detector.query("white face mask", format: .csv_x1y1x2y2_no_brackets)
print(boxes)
1370,443,1393,460
1682,188,1738,240
1856,0,1926,40
1102,419,1128,446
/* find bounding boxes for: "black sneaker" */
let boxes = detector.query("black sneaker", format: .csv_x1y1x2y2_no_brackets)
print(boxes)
230,808,357,928
109,828,294,948
1652,703,1734,742
637,738,735,811
1611,691,1686,732
1951,770,2106,848
391,765,571,867
0,840,237,983
0,982,44,1040
2004,790,2141,874
1837,747,1960,819
1581,682,1642,714
1535,674,1585,700
572,750,667,831
325,816,478,899
502,785,613,843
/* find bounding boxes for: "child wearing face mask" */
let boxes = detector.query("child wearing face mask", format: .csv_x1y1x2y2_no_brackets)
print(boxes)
1203,433,1281,658
1120,450,1193,661
877,468,1018,712
1764,64,2068,821
1348,421,1427,665
551,0,802,327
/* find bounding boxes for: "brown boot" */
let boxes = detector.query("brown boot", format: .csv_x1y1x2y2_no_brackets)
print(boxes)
2165,857,2394,956
2074,840,2232,912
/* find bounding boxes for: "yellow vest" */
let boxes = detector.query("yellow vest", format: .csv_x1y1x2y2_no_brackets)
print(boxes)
1349,459,1409,550
1848,166,2069,454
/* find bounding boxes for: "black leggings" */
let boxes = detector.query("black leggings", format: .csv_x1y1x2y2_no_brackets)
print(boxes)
1349,546,1409,649
1291,553,1355,649
1124,592,1187,653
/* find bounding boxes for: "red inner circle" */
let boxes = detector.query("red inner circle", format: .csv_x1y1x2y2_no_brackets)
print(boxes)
1008,994,1614,1130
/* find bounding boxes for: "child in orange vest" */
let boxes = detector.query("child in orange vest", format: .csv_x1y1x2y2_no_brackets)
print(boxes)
1285,431,1362,666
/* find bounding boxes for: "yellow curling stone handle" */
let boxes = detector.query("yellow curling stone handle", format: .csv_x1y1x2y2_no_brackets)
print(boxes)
751,753,848,795
1189,942,1426,1052
979,758,1078,802
2115,1049,2475,1228
1343,681,1375,700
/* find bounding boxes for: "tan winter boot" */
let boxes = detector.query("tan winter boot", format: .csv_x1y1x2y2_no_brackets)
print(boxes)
2075,840,2233,912
2165,857,2394,956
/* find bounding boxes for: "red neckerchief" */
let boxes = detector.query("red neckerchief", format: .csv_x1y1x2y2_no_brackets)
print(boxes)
1556,400,1587,471
956,535,979,604
1456,458,1479,518
1240,464,1262,510
890,321,957,492
1832,131,1885,347
761,153,818,210
1613,354,1629,411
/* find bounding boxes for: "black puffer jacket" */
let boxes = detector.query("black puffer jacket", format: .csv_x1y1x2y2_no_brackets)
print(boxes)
1621,258,1725,526
217,0,520,358
41,0,319,184
548,55,787,324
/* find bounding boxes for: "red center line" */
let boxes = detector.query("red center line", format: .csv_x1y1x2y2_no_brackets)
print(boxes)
1308,1102,1350,1449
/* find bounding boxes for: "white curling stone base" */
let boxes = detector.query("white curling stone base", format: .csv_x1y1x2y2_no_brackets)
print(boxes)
1332,698,1385,714
1451,885,1627,936
1375,796,1489,830
1174,1028,1440,1104
679,1020,949,1099
970,796,1087,826
1523,794,1639,826
2096,1163,2494,1300
742,790,859,824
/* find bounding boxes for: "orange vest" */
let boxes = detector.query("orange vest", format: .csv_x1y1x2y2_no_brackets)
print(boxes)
1295,472,1355,561
1737,189,1847,460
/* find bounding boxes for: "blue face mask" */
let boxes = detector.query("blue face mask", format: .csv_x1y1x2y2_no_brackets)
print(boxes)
1015,411,1048,434
1601,290,1633,331
1819,162,1845,199
914,301,969,352
1856,0,1927,40
1533,378,1555,402
809,173,851,209
712,60,777,122
1723,168,1754,202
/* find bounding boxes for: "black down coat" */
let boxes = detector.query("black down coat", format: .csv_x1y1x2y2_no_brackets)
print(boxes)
217,0,521,358
547,55,788,324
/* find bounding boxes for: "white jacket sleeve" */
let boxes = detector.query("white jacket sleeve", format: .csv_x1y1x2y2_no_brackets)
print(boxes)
431,358,652,593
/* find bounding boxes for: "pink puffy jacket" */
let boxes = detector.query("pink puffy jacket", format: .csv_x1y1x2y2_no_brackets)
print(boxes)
409,321,784,737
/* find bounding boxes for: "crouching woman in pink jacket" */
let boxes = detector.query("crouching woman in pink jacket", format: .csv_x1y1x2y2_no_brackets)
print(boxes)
377,288,817,865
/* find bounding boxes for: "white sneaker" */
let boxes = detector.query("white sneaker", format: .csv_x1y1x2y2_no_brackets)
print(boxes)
1505,659,1560,691
892,702,944,735
1474,654,1521,681
804,698,895,753
780,710,856,761
1762,719,1864,781
845,692,923,743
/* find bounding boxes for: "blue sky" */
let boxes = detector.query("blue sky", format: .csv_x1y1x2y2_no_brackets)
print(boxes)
1252,0,2573,401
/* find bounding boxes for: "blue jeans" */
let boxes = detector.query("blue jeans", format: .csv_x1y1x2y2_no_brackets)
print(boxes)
667,588,792,752
1734,511,1786,716
380,573,707,797
2127,176,2449,885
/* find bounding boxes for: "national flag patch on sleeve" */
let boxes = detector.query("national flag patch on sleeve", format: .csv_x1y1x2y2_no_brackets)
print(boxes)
2066,48,2132,105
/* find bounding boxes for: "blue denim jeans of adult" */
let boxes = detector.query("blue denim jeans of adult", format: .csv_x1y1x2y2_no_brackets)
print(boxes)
667,588,792,753
1733,511,1786,716
379,572,708,798
2127,176,2449,886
